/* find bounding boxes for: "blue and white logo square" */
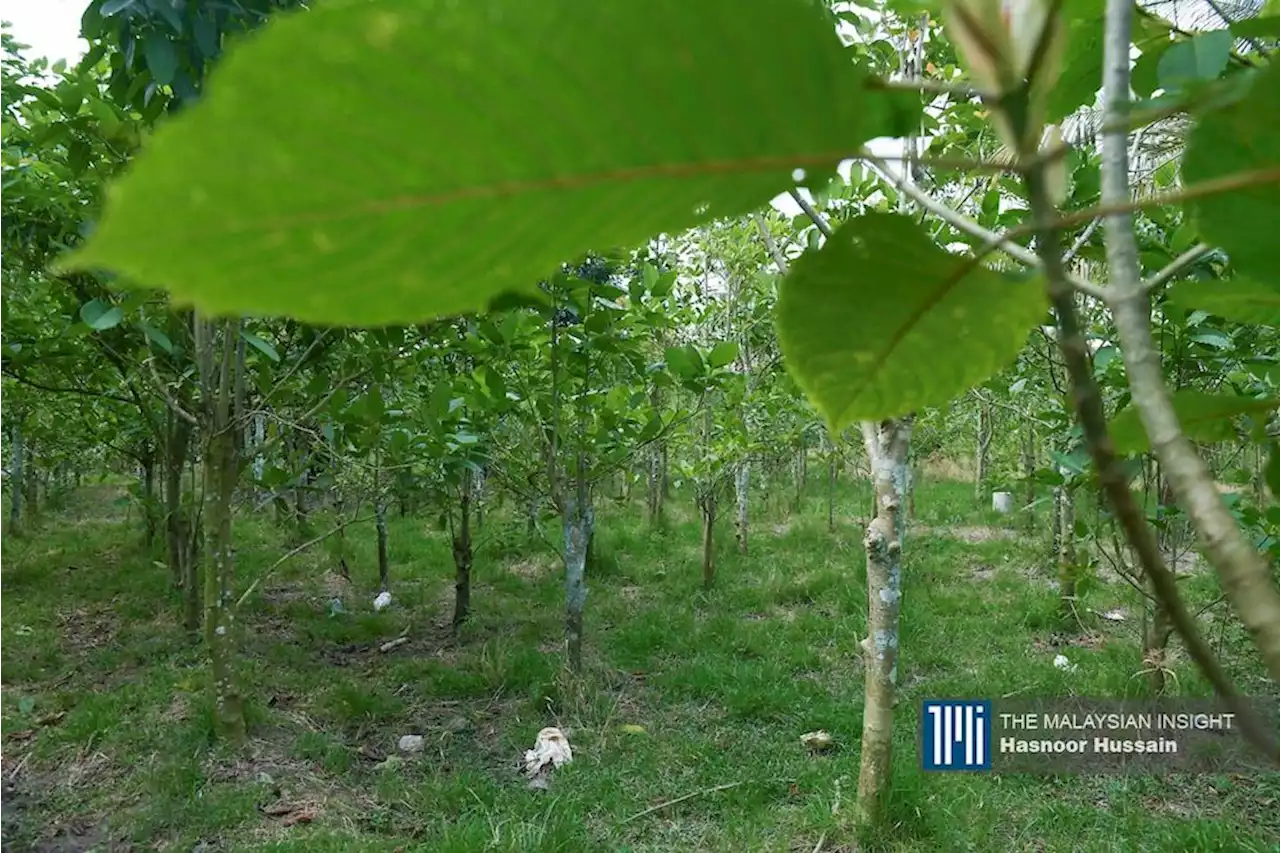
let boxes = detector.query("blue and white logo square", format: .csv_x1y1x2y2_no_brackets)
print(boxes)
922,700,991,771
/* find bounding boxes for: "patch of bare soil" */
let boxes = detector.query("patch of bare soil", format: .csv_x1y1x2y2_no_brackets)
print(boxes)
967,563,999,581
508,556,554,580
918,524,1018,543
1,747,131,853
56,604,121,655
1031,631,1106,653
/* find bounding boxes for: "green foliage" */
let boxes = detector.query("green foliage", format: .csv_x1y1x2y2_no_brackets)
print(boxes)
62,0,917,326
1182,62,1280,284
1157,30,1232,92
776,213,1047,429
1109,391,1280,455
1164,278,1280,328
1044,0,1106,122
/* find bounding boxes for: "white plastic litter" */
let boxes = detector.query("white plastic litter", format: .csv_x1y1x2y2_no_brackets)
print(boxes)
1053,654,1078,673
523,727,573,789
373,590,392,611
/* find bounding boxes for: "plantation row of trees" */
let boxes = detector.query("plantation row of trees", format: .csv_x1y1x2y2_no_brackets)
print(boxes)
3,0,1279,832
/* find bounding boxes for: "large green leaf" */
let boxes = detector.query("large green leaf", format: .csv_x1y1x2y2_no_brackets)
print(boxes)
1157,30,1232,91
1165,278,1280,328
1109,391,1280,455
776,213,1048,428
1182,63,1280,283
707,340,740,369
1045,1,1106,122
60,0,917,327
80,299,124,331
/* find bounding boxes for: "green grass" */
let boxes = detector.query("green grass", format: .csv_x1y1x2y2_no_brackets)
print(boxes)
2,478,1277,852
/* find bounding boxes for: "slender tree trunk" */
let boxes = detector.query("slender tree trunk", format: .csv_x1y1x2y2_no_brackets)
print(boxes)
452,468,473,629
9,423,23,531
375,500,390,591
1049,482,1063,563
165,409,200,632
203,424,245,743
975,399,992,502
251,414,265,486
1058,483,1077,622
1144,596,1174,694
1021,424,1037,530
857,416,913,827
24,454,38,520
295,467,310,538
142,447,158,549
661,443,670,500
563,489,592,671
647,443,664,528
700,491,717,589
198,316,246,744
792,440,805,513
734,461,750,554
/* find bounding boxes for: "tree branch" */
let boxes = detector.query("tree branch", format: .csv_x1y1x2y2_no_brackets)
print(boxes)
751,212,790,275
0,370,135,405
861,154,1109,301
1098,0,1280,703
1142,242,1213,295
1013,0,1278,764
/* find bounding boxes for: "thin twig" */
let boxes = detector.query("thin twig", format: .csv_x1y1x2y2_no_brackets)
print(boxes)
234,514,370,610
145,359,200,426
789,189,833,238
862,154,1109,301
617,781,745,825
1142,242,1212,295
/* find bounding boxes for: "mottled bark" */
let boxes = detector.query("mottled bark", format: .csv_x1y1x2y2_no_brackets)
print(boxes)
856,417,913,826
646,444,664,528
734,462,750,554
197,316,246,745
563,491,592,671
203,424,245,744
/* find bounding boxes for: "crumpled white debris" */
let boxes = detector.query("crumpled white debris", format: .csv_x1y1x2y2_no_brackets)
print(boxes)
523,726,572,789
1053,653,1078,673
373,590,392,611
